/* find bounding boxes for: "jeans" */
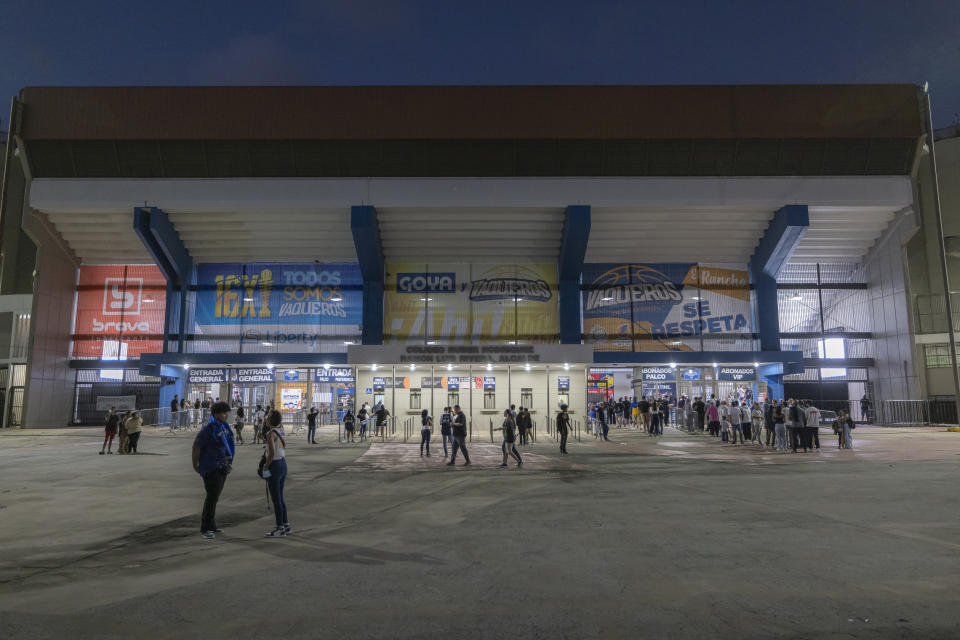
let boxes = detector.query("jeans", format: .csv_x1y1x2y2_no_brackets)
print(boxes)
601,423,610,439
775,424,787,450
442,433,452,455
732,424,744,443
267,458,288,528
842,425,853,449
308,424,316,443
201,468,228,532
449,434,470,463
502,440,521,463
420,429,431,454
559,430,568,453
128,431,141,453
809,426,820,449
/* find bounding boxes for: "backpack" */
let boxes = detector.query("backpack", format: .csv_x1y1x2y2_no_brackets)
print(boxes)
257,428,286,478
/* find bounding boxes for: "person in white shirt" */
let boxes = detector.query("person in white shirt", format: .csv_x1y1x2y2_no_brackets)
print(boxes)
804,402,821,450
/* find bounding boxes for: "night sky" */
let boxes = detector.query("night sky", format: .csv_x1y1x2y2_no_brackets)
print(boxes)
2,0,959,129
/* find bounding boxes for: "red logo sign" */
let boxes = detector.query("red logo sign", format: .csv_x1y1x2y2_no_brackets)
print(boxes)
73,265,166,359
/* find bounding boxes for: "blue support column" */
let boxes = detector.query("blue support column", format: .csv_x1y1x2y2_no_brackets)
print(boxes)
558,205,591,344
749,205,809,353
351,206,384,345
133,207,194,354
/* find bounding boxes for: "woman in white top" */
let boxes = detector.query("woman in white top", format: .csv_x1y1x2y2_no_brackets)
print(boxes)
262,410,290,538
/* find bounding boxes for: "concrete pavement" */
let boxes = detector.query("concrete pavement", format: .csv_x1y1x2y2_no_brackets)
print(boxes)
1,424,959,639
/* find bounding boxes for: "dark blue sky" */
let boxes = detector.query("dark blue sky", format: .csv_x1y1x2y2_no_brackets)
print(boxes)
3,0,959,128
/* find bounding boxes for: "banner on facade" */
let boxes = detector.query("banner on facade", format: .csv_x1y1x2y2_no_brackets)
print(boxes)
348,343,593,365
188,368,227,384
73,265,166,359
193,262,362,353
681,368,701,381
558,375,570,391
581,263,752,352
447,376,460,390
384,263,559,343
483,376,496,390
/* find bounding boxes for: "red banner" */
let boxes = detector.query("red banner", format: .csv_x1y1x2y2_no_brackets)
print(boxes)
72,265,166,359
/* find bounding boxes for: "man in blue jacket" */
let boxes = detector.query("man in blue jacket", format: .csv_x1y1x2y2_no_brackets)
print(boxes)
192,401,236,539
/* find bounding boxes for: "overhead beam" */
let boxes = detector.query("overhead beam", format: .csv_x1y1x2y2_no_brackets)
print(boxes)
559,205,591,344
351,205,384,345
749,205,810,352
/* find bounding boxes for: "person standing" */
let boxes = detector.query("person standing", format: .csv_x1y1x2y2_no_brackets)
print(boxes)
261,410,290,538
100,407,119,455
695,397,706,433
125,410,143,454
751,403,764,445
805,402,821,450
496,409,522,467
517,407,532,445
170,395,180,429
375,403,390,438
307,406,319,444
598,404,611,441
439,407,453,456
446,405,470,466
838,409,855,449
357,405,369,440
232,404,245,445
343,409,356,442
192,401,235,539
419,409,432,457
556,403,572,455
705,400,720,437
774,405,788,451
638,396,651,433
729,401,744,444
764,401,776,446
860,394,871,423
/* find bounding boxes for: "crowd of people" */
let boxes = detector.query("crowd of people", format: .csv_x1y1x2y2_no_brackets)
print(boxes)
99,407,144,455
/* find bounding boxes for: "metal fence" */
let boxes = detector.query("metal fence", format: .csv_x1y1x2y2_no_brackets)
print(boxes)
792,399,957,427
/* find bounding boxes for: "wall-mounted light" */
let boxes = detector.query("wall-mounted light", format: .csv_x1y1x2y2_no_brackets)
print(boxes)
754,362,759,368
485,363,493,371
446,364,453,371
323,363,330,370
182,363,190,369
266,363,274,370
409,364,416,370
371,364,378,371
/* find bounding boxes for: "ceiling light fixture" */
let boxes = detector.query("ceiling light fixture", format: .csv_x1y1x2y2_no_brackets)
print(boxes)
266,363,274,370
791,294,803,301
409,364,416,370
446,364,453,371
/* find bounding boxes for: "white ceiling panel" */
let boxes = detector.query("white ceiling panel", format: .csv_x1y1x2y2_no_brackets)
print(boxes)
45,211,151,264
377,207,565,262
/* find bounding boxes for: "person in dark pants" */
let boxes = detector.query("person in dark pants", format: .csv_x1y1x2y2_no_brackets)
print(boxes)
446,405,470,466
599,405,610,441
100,407,119,454
556,404,571,454
440,407,453,456
192,401,235,539
262,410,290,537
307,406,319,444
170,394,180,428
517,407,532,445
125,411,143,453
496,408,522,467
419,409,432,456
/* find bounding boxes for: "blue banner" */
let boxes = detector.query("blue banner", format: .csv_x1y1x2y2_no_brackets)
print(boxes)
188,368,227,384
557,375,570,391
718,367,756,381
641,366,676,381
195,262,362,326
483,376,496,390
233,367,275,383
681,368,701,381
316,367,355,384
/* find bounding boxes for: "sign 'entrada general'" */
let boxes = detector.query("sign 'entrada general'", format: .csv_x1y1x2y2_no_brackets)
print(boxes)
348,344,593,365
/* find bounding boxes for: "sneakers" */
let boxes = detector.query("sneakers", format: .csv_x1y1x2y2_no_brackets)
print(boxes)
463,461,471,466
426,452,430,457
202,530,215,539
282,524,292,534
99,451,105,455
213,528,224,534
446,461,456,466
264,527,287,538
499,463,508,467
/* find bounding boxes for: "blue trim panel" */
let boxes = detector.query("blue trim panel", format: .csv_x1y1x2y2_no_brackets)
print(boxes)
351,205,384,344
558,205,590,344
591,350,802,371
140,352,349,375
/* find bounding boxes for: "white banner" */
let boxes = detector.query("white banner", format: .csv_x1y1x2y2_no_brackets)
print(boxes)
96,395,137,411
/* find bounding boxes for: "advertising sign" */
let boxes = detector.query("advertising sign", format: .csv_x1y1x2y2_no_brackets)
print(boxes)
558,375,570,391
188,368,227,384
682,368,702,381
193,262,362,353
420,376,445,388
717,367,756,381
373,376,387,391
384,263,558,344
641,366,676,381
316,367,355,383
483,376,496,390
283,370,300,382
582,263,752,352
280,387,303,411
641,382,677,398
447,376,460,390
73,265,166,358
233,367,275,384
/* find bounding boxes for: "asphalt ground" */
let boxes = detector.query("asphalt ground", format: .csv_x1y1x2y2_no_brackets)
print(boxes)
1,423,958,639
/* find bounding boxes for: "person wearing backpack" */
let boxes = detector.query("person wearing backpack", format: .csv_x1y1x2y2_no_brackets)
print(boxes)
261,410,290,538
439,407,453,456
192,401,235,539
419,409,433,457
